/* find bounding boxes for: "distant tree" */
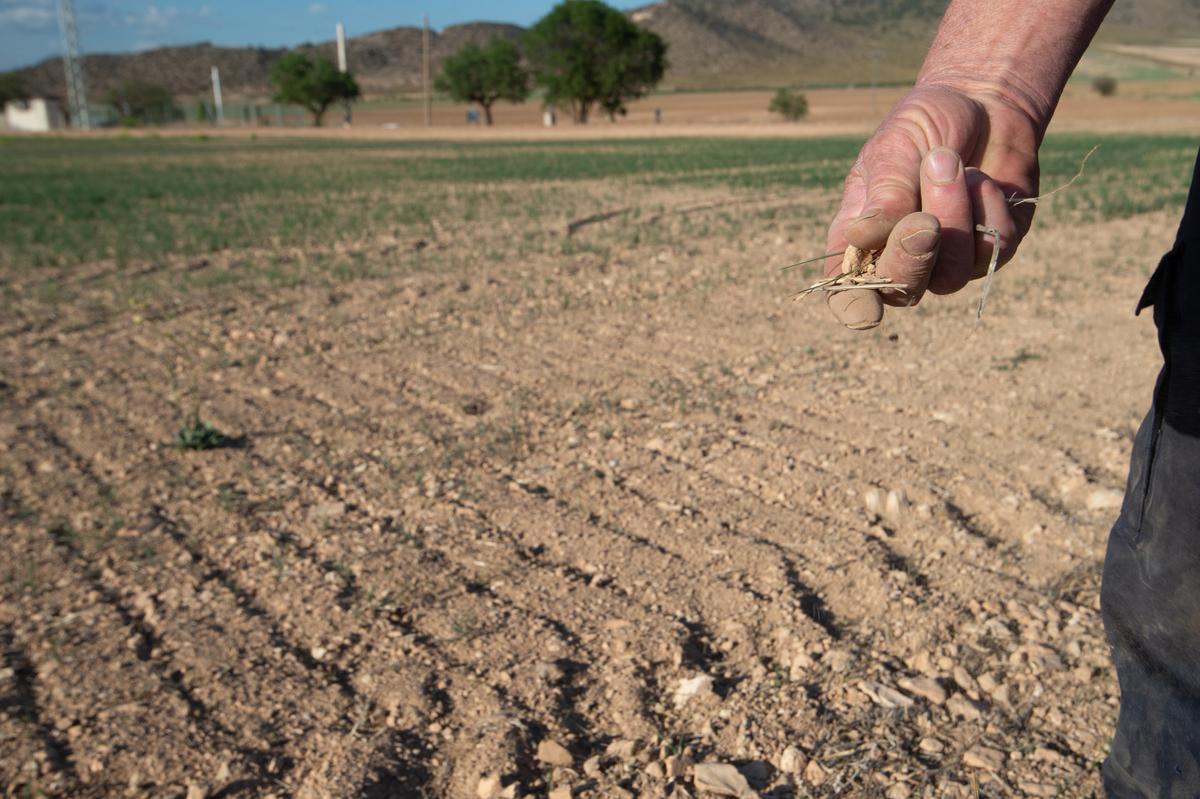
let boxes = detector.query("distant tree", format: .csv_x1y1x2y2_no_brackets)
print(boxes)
0,72,29,107
1092,75,1118,97
270,52,360,126
105,79,180,125
769,88,808,121
524,0,667,123
435,38,529,125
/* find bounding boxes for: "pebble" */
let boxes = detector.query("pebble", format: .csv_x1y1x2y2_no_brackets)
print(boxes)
607,739,640,761
1086,489,1124,511
548,787,573,799
803,759,827,786
673,674,715,708
645,761,665,780
664,754,691,779
962,746,1006,772
740,760,771,786
582,756,603,778
946,694,983,721
477,775,501,799
859,681,914,709
778,745,806,774
885,784,911,799
917,737,944,754
693,763,754,797
898,676,947,705
537,739,573,767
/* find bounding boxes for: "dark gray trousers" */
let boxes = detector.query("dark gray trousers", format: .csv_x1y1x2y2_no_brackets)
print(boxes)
1102,151,1200,798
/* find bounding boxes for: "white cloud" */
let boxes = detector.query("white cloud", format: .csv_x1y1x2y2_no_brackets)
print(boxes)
308,2,326,14
0,0,57,31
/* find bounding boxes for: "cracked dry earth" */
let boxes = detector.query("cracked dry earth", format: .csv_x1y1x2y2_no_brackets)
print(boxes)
0,193,1174,798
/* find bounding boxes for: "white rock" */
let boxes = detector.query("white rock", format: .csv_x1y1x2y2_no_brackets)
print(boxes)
885,490,906,520
1086,489,1124,511
779,745,806,775
693,763,755,797
537,739,573,767
673,674,714,708
477,775,501,799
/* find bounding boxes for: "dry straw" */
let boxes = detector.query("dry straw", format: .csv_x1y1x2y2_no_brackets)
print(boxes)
788,145,1100,322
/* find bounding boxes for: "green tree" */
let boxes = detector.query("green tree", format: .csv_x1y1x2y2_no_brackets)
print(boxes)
104,79,180,125
769,88,808,121
524,0,667,123
270,52,360,126
436,38,529,125
0,72,29,107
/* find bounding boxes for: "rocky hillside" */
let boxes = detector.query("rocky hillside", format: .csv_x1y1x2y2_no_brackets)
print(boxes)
9,0,1200,99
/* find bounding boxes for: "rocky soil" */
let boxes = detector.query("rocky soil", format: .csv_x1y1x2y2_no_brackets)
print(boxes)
0,179,1173,797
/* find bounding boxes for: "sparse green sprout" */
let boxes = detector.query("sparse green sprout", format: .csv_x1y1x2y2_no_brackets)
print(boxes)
769,88,808,121
174,413,227,450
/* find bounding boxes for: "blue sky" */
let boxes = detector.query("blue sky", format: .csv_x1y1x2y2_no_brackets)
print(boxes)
1,1,573,71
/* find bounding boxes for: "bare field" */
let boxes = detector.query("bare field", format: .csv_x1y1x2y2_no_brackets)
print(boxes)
0,134,1196,798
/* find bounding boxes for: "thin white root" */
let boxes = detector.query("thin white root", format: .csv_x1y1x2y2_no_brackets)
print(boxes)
1008,144,1100,207
974,224,1002,322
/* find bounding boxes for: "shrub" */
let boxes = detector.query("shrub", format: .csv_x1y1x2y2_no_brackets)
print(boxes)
769,88,808,121
1093,75,1117,97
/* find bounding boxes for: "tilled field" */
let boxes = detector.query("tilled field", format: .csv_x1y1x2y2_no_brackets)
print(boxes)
0,136,1180,798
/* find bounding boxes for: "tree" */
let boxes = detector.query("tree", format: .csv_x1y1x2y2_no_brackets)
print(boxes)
769,88,808,121
270,52,360,126
105,79,179,125
0,73,29,107
524,0,667,124
436,38,529,126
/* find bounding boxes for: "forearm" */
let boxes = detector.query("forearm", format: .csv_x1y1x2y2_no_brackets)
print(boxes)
917,0,1114,132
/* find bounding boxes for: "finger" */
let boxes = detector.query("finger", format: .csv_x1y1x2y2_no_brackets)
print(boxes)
843,143,921,251
920,147,976,296
965,168,1018,277
824,171,884,330
875,212,941,307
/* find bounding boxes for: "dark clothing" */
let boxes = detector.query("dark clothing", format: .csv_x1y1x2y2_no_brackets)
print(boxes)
1102,150,1200,797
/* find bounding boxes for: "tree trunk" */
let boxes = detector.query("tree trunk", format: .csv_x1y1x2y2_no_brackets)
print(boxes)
312,103,327,127
483,103,494,126
578,102,590,124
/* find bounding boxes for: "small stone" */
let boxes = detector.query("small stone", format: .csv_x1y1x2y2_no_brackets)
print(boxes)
693,763,754,797
946,694,984,721
1086,489,1124,511
885,784,911,799
898,676,947,705
664,754,690,779
310,501,345,519
549,786,573,799
583,756,603,778
779,745,806,775
499,785,518,799
962,746,1005,772
917,737,944,754
824,649,852,672
803,759,826,786
645,761,665,780
859,681,914,709
607,739,640,761
673,674,715,708
186,783,207,799
885,490,906,520
1018,781,1059,797
537,739,573,767
477,775,501,799
864,488,883,518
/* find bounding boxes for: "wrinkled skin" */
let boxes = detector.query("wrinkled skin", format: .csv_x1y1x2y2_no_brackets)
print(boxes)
823,83,1042,329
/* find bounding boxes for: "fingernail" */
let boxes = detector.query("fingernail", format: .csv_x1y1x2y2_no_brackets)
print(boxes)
925,148,960,185
900,228,939,256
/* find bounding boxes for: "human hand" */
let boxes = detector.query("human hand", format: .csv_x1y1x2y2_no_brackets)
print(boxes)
824,83,1042,329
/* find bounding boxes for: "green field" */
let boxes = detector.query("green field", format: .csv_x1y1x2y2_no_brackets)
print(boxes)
0,133,1195,309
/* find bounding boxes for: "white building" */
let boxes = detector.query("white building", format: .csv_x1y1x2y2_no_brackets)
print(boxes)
3,98,67,132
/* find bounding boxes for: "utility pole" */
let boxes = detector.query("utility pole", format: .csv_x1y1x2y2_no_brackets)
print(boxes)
211,66,225,125
336,22,351,126
422,15,432,126
56,0,90,129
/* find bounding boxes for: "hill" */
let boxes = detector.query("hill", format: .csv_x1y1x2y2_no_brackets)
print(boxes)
8,0,1200,100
